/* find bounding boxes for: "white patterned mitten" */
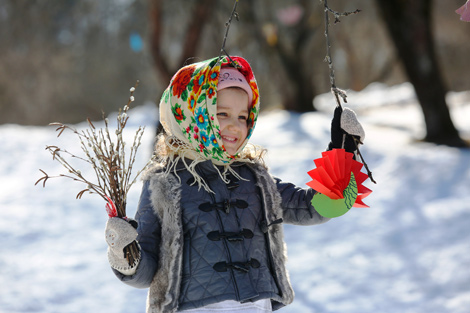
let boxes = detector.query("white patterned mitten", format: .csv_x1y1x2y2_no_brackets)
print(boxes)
105,217,140,275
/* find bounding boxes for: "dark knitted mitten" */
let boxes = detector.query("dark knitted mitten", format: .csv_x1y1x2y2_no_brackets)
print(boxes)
328,106,365,154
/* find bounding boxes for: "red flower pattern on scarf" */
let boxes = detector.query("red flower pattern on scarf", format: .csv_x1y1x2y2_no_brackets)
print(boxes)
174,106,184,121
171,66,195,97
208,67,219,84
192,71,205,95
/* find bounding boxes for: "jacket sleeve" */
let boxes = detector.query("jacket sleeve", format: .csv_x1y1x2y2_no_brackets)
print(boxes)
274,177,331,226
112,181,161,288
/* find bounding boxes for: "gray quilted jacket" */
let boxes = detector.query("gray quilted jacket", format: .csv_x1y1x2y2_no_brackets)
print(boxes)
113,159,329,313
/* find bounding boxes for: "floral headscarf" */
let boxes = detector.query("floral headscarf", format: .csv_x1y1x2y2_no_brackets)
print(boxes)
159,56,260,165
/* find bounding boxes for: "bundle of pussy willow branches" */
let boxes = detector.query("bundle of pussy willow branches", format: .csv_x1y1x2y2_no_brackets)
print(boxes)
36,82,152,266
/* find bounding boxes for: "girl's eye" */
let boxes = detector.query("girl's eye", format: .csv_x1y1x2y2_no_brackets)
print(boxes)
217,112,228,117
238,115,248,120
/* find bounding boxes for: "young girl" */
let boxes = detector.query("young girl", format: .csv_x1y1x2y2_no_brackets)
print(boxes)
105,55,364,313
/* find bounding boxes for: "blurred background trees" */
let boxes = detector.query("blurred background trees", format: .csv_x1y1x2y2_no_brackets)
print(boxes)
376,0,466,146
0,0,156,125
1,0,468,146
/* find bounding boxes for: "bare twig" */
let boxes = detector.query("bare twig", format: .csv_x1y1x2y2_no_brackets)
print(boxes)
218,0,240,67
35,169,50,188
325,6,361,24
37,81,153,265
322,1,375,184
354,139,377,184
323,0,359,107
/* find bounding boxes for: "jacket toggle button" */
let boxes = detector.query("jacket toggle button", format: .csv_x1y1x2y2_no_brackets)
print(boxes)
199,199,249,213
259,218,284,233
213,258,261,273
207,229,254,241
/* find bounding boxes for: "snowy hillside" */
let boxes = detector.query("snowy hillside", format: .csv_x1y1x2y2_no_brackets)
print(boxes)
1,83,469,313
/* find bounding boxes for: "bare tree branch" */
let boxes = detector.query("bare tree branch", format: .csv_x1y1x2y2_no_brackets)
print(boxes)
37,83,152,266
322,0,375,183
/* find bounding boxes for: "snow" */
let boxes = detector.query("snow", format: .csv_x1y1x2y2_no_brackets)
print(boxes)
1,83,469,313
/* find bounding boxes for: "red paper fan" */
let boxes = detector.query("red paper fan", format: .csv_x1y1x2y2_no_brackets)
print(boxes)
306,149,372,208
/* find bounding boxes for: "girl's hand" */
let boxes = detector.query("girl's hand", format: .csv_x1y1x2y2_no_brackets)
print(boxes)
328,106,365,154
105,217,140,275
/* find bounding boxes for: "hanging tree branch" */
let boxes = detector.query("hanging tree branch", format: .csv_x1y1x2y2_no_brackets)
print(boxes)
219,0,240,66
322,0,376,184
323,0,361,107
326,5,361,23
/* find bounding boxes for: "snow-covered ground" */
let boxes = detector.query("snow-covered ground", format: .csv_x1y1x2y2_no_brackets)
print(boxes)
1,83,469,313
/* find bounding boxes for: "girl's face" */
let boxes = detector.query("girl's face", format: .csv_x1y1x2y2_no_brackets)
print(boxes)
216,88,250,155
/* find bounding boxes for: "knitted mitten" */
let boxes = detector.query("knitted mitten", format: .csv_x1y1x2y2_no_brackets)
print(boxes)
328,106,365,155
105,217,140,275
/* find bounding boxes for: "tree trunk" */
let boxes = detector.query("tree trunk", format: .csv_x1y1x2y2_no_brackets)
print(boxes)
148,0,216,136
277,46,316,113
375,0,466,147
243,0,318,113
148,0,172,84
148,0,216,83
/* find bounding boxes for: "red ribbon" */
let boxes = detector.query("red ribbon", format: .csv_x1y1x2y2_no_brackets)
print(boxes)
105,196,118,218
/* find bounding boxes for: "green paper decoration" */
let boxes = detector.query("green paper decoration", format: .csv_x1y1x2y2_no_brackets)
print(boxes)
311,172,358,218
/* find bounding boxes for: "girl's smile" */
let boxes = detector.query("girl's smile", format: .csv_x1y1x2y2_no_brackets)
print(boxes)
216,88,250,155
